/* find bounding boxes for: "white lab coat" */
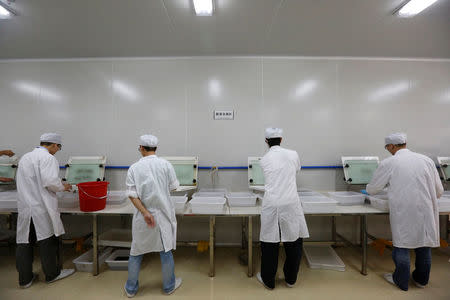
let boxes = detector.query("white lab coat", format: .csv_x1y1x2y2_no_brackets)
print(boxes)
259,146,309,242
367,149,444,248
16,147,65,243
126,155,179,256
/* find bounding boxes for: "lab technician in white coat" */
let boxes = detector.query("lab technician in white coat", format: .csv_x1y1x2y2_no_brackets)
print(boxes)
0,149,16,182
366,133,443,291
256,127,309,290
15,133,74,288
124,134,181,298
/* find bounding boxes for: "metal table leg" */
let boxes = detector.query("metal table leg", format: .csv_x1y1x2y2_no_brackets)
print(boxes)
93,214,99,276
247,216,253,277
361,215,367,276
331,216,337,245
209,216,215,277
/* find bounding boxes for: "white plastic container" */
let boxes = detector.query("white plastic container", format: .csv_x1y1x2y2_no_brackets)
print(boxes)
170,194,188,214
193,192,225,197
328,191,365,206
107,191,127,205
226,192,258,207
438,196,450,212
105,249,130,271
190,196,226,214
298,191,323,197
72,247,113,272
0,191,17,209
57,191,79,208
300,196,338,213
199,188,228,195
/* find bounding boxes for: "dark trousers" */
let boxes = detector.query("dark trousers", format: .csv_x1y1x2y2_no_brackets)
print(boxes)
392,247,432,291
260,238,303,289
16,219,61,285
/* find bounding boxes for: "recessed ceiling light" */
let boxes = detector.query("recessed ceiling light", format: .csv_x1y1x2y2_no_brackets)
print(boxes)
0,1,16,19
395,0,439,18
193,0,213,16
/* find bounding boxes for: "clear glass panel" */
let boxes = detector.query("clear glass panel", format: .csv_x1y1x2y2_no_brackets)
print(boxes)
66,164,103,184
69,157,105,164
0,165,16,184
249,160,264,185
344,160,379,184
172,164,196,185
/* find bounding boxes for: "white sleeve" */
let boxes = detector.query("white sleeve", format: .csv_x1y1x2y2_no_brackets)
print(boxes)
126,167,138,199
366,159,392,195
41,156,64,193
168,163,180,191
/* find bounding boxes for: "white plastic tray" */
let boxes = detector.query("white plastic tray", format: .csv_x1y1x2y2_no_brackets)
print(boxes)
226,192,258,207
190,197,226,214
107,191,127,205
72,247,113,272
98,229,132,248
303,245,346,272
170,194,188,214
0,191,17,209
300,196,338,212
368,193,389,211
328,191,365,206
105,249,130,271
298,191,323,197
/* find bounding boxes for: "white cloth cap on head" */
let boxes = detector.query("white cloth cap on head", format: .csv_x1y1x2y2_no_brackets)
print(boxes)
40,133,62,144
385,133,407,145
265,127,283,139
140,134,158,147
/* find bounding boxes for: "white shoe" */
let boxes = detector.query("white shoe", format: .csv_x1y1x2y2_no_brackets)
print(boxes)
256,272,273,290
47,269,75,283
285,281,295,288
20,273,37,289
124,285,136,298
383,273,395,286
411,277,425,289
165,277,182,295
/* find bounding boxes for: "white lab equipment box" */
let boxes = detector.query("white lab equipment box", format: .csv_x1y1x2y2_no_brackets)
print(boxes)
226,192,258,207
328,191,365,206
189,196,226,214
57,191,79,208
72,247,113,272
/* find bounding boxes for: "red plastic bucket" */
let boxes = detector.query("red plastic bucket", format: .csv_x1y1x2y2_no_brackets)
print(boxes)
77,181,109,212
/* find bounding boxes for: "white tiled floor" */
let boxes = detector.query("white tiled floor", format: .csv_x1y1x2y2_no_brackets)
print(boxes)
1,246,449,300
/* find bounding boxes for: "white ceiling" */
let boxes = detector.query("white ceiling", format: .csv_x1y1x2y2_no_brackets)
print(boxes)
0,0,449,59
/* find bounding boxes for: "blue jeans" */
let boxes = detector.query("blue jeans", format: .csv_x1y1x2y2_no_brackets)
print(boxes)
125,250,175,295
392,247,432,291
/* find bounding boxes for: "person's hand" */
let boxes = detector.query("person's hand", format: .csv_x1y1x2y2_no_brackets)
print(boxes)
360,189,368,195
1,150,15,157
0,177,14,182
143,211,156,228
63,184,72,191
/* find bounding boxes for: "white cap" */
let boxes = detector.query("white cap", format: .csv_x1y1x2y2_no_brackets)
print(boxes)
265,127,283,139
140,134,158,147
385,132,407,146
40,133,62,144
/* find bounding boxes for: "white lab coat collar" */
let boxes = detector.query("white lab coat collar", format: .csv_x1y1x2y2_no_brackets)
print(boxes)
140,154,157,161
394,148,409,156
36,146,49,153
269,145,282,151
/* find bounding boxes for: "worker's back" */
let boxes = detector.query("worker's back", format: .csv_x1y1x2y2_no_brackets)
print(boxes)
387,149,441,248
